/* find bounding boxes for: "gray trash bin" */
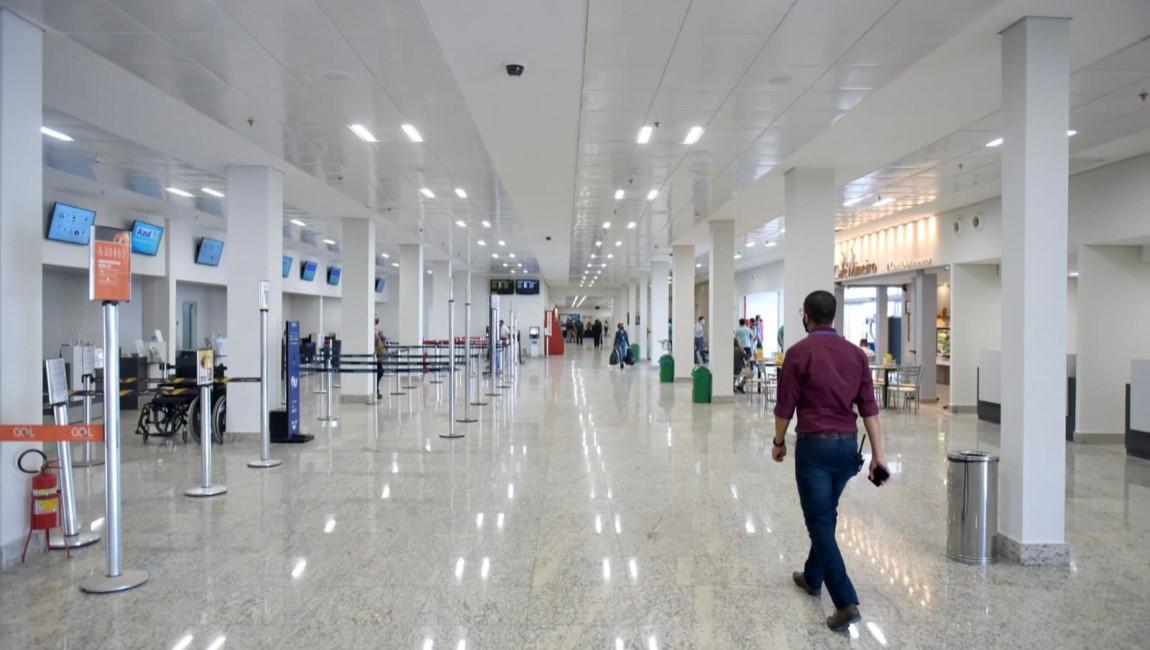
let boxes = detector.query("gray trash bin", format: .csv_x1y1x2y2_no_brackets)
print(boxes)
946,450,999,565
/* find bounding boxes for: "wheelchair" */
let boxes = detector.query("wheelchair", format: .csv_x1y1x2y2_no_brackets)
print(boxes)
136,364,227,444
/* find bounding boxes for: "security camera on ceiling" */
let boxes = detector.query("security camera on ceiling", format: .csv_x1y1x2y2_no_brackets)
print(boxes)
506,63,525,77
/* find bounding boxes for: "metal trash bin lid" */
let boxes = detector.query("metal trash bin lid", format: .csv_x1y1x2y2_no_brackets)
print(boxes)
947,450,999,463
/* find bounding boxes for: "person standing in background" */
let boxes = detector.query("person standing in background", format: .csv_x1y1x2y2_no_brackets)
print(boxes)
735,318,755,357
613,323,630,370
374,317,386,399
694,316,708,364
575,318,585,345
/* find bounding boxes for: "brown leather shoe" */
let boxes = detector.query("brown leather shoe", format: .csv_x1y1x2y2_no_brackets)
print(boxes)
826,605,861,632
792,571,819,596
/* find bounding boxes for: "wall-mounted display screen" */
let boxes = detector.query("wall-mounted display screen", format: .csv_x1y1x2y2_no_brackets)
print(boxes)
46,202,96,245
300,260,318,282
282,255,293,278
515,278,540,295
130,220,164,256
327,266,342,286
195,237,224,266
490,278,514,295
375,277,385,293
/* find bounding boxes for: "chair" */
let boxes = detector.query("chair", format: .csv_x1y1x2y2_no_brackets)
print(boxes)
871,367,886,406
890,366,922,413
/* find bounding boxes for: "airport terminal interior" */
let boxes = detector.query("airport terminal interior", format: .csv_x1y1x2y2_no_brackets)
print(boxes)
1,1,1150,648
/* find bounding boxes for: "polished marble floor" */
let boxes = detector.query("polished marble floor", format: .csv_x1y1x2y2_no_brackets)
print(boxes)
2,345,1150,649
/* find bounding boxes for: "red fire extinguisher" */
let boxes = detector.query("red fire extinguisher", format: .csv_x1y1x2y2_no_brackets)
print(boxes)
18,449,63,562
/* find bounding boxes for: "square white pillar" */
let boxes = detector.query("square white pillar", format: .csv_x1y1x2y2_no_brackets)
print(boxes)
341,218,376,399
0,9,42,566
637,272,650,358
949,264,1002,410
875,288,889,360
398,244,424,345
672,245,695,379
709,220,735,400
998,16,1070,564
832,284,845,333
911,271,938,401
650,261,670,361
782,168,836,349
225,166,284,433
427,261,450,340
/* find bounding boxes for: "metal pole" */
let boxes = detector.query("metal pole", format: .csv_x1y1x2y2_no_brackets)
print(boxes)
442,260,463,438
186,383,227,497
486,304,501,397
73,374,103,467
389,348,404,396
313,341,327,394
429,341,443,384
319,350,339,422
249,307,281,468
48,403,100,549
80,302,148,593
463,271,484,412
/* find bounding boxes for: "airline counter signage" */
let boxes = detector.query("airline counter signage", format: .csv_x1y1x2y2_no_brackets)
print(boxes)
89,226,132,302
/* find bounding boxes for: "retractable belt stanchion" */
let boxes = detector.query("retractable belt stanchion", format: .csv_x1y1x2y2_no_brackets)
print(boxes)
486,305,501,397
248,286,282,469
441,260,463,439
461,271,483,415
186,349,226,497
389,349,405,396
313,343,328,394
72,373,103,468
429,341,444,385
319,349,338,422
80,300,148,593
45,361,100,551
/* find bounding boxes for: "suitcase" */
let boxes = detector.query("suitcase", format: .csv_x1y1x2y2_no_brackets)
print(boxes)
609,350,619,365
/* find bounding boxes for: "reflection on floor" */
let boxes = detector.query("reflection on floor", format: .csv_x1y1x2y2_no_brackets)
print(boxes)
1,345,1149,649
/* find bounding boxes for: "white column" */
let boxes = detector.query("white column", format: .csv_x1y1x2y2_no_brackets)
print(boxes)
782,168,835,350
398,244,424,345
341,218,375,399
650,260,670,361
911,271,938,401
0,9,42,567
427,261,450,340
875,288,889,360
225,166,284,433
637,272,650,359
672,245,695,379
998,16,1070,564
141,219,176,363
709,220,735,400
832,284,845,333
950,264,1002,410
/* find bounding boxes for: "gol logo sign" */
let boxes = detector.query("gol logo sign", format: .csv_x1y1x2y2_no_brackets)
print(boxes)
70,426,97,440
11,426,33,439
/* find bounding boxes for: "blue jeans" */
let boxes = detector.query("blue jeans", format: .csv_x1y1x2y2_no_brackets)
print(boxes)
795,436,861,610
694,336,707,363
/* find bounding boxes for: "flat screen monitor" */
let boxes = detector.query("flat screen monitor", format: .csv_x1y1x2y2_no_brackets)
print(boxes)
46,202,96,245
327,266,342,286
490,278,514,295
195,237,224,266
300,260,318,282
515,278,540,295
130,220,164,256
375,277,385,293
282,255,293,278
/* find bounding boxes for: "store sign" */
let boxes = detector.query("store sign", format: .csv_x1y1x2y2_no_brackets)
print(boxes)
886,257,933,273
834,261,878,280
89,226,132,302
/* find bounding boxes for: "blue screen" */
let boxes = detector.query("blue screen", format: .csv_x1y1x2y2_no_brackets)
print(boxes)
195,238,224,266
301,260,317,281
46,203,96,245
327,266,342,286
515,279,540,295
130,220,164,256
282,256,293,278
375,277,385,293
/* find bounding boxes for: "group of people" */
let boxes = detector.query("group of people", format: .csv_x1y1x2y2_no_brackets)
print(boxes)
564,318,607,348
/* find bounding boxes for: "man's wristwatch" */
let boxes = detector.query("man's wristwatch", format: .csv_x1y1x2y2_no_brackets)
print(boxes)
773,438,786,448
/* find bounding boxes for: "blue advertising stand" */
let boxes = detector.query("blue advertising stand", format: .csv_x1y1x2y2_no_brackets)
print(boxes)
272,320,313,443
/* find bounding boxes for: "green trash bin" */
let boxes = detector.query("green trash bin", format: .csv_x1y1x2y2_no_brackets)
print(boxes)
692,366,712,403
659,354,674,383
630,343,640,365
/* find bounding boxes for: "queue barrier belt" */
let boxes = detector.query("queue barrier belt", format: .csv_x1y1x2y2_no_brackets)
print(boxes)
0,423,105,442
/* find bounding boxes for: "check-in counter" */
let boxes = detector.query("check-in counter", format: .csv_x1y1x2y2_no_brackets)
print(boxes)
1127,359,1150,459
978,350,1076,440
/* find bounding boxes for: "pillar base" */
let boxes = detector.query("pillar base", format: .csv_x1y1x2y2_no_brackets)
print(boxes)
79,569,149,594
996,533,1070,566
48,530,100,550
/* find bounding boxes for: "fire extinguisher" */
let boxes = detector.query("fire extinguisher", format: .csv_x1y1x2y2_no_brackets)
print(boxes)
18,449,64,562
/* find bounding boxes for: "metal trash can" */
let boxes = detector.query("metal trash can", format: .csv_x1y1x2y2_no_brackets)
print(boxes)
946,450,999,565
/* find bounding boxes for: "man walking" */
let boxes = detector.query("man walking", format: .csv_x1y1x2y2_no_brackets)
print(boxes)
771,290,889,632
693,316,708,363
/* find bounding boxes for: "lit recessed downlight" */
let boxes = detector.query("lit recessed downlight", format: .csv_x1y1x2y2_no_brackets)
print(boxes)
454,188,467,198
595,240,602,247
322,238,337,245
614,240,622,247
614,189,624,200
683,126,704,144
419,188,435,198
985,137,1004,148
1067,129,1078,137
627,221,637,229
766,241,778,248
380,253,390,258
603,222,612,229
401,124,423,142
502,263,509,268
590,253,597,259
391,262,400,268
477,240,487,246
492,253,499,259
843,197,864,207
455,220,467,228
508,253,516,258
874,197,895,207
636,125,653,144
201,187,225,198
165,187,194,198
348,123,378,143
607,253,614,259
646,190,657,201
498,240,506,246
290,219,307,227
481,220,491,228
746,241,756,248
695,263,702,268
41,126,74,142
734,253,743,260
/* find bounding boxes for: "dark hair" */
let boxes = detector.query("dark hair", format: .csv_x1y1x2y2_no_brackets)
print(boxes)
803,290,837,326
738,318,746,326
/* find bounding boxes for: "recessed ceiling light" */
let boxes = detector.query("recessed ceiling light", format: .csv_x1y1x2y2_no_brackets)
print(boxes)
348,124,378,143
587,263,593,268
455,220,467,228
614,240,622,247
614,189,624,200
477,240,486,246
607,253,614,259
322,238,337,245
626,221,637,229
603,222,611,229
590,253,597,259
492,253,499,258
509,253,516,258
290,219,307,227
165,187,194,198
595,240,602,247
498,240,506,246
517,263,523,268
201,187,225,198
427,269,433,275
391,262,400,268
401,124,423,142
40,126,74,142
683,126,704,145
636,125,653,144
734,253,742,260
600,263,607,267
985,137,1004,148
766,241,778,248
1067,129,1078,137
646,190,657,201
481,220,491,228
843,197,864,207
510,269,517,275
419,188,435,198
1069,271,1079,277
454,188,468,198
380,253,390,258
874,197,895,207
502,263,509,268
746,241,756,248
695,263,702,268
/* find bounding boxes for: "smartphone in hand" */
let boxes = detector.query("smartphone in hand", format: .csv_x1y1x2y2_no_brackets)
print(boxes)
869,464,891,487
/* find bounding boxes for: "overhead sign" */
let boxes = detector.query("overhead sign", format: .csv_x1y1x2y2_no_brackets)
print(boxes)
0,424,105,442
89,226,132,302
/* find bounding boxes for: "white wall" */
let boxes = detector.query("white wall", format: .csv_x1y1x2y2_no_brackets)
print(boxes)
174,281,227,350
950,263,1002,408
1075,245,1150,437
42,268,145,358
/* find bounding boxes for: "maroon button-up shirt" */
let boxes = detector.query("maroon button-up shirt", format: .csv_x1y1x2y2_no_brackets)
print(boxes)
773,327,879,434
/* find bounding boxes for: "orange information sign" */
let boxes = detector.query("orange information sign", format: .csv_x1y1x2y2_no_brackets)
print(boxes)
90,226,132,302
0,424,105,442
